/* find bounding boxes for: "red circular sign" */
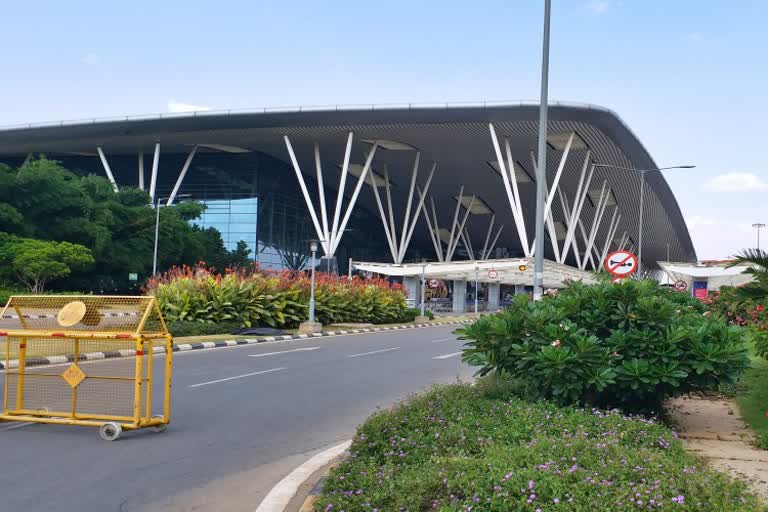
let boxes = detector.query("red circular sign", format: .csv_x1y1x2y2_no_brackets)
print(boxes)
604,250,638,277
487,269,498,279
674,280,688,291
428,279,440,288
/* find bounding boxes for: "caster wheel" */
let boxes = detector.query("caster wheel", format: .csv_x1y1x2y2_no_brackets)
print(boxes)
151,415,168,433
99,422,122,441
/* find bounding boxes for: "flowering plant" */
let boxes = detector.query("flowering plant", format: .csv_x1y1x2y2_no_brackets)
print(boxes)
145,263,408,327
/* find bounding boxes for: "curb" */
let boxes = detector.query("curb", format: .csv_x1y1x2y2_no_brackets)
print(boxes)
0,319,472,370
255,440,351,512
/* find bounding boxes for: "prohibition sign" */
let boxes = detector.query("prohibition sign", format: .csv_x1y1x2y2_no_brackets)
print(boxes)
487,269,499,279
674,280,688,291
604,250,638,277
429,279,440,288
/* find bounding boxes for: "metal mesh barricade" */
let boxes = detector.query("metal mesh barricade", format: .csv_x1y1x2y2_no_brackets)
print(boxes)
0,296,173,441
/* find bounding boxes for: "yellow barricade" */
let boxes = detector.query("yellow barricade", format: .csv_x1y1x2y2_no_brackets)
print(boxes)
0,295,173,441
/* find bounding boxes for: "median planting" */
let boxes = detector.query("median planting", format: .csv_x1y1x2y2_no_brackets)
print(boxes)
145,263,410,329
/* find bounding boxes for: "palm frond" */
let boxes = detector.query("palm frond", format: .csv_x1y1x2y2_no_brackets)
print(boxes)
728,249,768,271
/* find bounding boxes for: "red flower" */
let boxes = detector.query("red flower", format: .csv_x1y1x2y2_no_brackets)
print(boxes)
757,305,765,312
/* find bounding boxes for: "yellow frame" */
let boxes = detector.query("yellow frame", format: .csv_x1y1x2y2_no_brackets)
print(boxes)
0,296,173,434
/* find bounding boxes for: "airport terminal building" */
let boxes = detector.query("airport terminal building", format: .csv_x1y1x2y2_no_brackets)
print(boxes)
0,102,696,287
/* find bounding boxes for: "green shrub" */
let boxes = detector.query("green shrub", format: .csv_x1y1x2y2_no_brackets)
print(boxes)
315,378,763,511
146,264,408,328
394,307,435,323
166,320,242,338
457,280,750,409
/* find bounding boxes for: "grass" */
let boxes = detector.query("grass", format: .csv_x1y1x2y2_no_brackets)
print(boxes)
735,356,768,449
315,376,767,512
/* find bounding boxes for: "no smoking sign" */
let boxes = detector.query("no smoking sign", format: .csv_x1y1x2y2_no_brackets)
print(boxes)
604,250,638,277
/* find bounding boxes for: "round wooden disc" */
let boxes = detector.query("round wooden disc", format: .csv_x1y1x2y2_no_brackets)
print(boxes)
57,301,87,327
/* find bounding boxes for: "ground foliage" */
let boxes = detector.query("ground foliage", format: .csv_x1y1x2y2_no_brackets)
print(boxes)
315,378,765,511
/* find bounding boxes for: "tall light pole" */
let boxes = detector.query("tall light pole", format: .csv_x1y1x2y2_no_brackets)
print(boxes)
420,261,427,319
753,223,766,251
533,0,552,300
309,240,318,324
594,164,694,276
474,266,480,314
153,194,191,275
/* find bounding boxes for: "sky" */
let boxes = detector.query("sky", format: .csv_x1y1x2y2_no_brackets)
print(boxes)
1,0,766,260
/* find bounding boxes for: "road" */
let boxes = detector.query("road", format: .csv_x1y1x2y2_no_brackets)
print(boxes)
0,324,473,511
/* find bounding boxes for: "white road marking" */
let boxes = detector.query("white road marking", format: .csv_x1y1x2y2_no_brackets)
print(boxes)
254,440,352,512
0,421,34,432
433,351,463,360
430,337,458,343
347,347,400,358
248,347,320,358
188,367,286,388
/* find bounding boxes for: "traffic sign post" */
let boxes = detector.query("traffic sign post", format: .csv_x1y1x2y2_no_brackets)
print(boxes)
674,280,687,292
604,250,639,278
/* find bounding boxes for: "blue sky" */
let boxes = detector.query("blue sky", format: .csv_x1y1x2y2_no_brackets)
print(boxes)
2,1,766,259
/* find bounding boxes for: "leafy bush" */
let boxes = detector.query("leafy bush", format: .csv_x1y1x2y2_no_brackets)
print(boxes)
315,378,763,511
394,307,435,323
457,280,750,408
146,264,408,328
165,319,242,338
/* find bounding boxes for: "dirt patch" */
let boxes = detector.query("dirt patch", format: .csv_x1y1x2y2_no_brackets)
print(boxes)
667,395,768,501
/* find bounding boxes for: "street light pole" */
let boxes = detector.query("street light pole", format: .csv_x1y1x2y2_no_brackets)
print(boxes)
474,266,479,314
420,262,426,319
152,194,191,276
153,200,161,275
533,0,552,301
753,223,766,251
309,240,318,324
594,164,694,276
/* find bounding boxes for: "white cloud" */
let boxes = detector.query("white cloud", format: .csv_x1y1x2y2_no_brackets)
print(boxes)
687,32,703,42
686,216,755,259
704,172,768,192
167,98,211,113
587,1,610,14
82,54,100,66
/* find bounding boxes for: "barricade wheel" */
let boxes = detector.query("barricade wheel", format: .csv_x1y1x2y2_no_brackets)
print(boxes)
99,422,122,441
152,415,168,433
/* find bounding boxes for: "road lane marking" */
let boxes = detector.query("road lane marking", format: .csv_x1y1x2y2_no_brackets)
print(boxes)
0,421,34,432
430,337,458,343
248,347,320,358
347,347,400,358
255,440,352,512
433,351,463,360
188,367,286,388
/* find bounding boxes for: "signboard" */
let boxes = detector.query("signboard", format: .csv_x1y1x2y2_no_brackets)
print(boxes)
487,269,498,279
604,250,639,277
692,280,708,300
428,279,440,288
674,280,688,292
128,272,138,282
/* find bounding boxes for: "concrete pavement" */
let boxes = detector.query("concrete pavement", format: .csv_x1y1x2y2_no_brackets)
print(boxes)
0,324,473,511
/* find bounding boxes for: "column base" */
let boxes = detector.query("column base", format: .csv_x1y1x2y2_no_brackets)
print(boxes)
298,321,323,334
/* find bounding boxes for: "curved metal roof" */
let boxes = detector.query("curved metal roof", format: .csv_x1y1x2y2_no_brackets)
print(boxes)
0,102,696,264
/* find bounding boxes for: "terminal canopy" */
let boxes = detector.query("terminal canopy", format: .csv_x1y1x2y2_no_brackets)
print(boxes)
353,257,596,288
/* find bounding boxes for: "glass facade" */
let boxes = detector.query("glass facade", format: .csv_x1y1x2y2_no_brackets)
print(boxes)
39,149,388,272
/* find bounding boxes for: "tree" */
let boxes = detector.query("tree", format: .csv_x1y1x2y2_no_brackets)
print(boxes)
727,249,768,303
0,235,94,292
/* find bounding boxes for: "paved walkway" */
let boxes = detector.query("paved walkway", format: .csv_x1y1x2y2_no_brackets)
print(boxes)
667,395,768,501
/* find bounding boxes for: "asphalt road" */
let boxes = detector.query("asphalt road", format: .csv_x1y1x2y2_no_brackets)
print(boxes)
0,324,473,511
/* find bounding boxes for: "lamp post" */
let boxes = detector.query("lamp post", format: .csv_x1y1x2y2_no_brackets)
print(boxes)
309,240,318,324
593,164,694,275
474,266,479,314
533,0,552,301
152,194,191,275
420,261,427,319
753,223,766,251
